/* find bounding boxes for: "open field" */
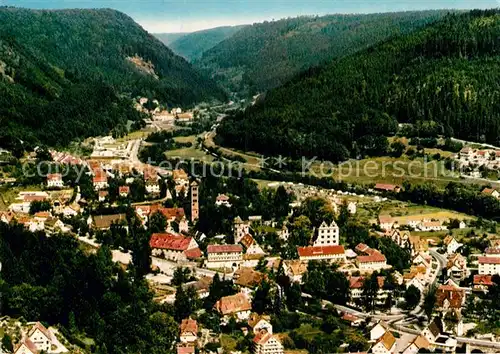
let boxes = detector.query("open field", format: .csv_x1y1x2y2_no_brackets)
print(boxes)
173,135,198,144
165,146,215,163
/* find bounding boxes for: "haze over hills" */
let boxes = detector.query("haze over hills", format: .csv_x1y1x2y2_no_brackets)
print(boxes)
0,7,226,150
154,32,186,45
195,10,453,94
155,25,247,61
216,10,500,162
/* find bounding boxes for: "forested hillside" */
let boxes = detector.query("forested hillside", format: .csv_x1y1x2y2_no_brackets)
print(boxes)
0,7,225,151
216,10,500,162
157,25,246,61
196,10,451,94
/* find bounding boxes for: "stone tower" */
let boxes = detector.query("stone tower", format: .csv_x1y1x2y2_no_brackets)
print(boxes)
190,180,199,222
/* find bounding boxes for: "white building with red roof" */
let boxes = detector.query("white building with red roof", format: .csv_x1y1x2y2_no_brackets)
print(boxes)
92,174,108,191
46,173,63,188
297,245,345,263
150,233,201,262
215,194,231,207
13,339,38,354
356,248,389,272
253,329,284,354
179,318,198,343
214,292,251,322
478,256,500,275
206,244,243,269
27,322,53,353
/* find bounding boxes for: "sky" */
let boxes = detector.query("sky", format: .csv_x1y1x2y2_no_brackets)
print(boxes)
3,0,500,33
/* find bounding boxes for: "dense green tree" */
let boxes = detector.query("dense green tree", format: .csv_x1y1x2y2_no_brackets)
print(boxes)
404,285,421,310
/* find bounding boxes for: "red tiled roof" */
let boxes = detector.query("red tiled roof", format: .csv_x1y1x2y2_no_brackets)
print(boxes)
207,244,243,253
180,319,198,335
473,275,494,286
357,251,386,263
342,313,360,322
478,256,500,264
297,245,345,257
23,195,47,202
176,345,194,354
216,194,230,201
15,339,38,354
253,330,272,345
119,186,130,193
184,247,202,259
28,321,51,340
150,233,193,251
214,293,251,315
93,175,107,183
355,243,370,253
436,285,465,309
485,247,500,255
375,183,400,192
47,173,62,181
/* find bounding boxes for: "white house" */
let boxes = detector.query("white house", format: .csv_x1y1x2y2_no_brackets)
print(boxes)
92,175,108,190
443,235,463,254
253,330,284,354
278,225,289,241
46,173,64,188
371,331,396,354
233,216,251,244
357,250,389,272
179,318,198,344
370,321,390,341
402,335,430,354
13,340,37,354
27,322,52,353
214,292,252,322
378,215,396,231
215,194,232,207
248,313,273,335
313,220,339,246
240,234,265,256
347,201,357,214
418,221,447,232
478,256,500,275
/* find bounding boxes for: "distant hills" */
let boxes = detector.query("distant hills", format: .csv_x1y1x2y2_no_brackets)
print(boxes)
195,11,452,94
156,25,247,61
216,10,500,162
0,7,226,150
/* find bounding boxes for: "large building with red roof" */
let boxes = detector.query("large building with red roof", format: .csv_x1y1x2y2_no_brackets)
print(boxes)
150,233,201,262
206,244,243,269
297,245,345,263
478,256,500,275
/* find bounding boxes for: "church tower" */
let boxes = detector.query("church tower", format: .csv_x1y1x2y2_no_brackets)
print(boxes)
190,180,199,222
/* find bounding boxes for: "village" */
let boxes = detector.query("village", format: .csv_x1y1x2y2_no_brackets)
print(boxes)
1,138,500,354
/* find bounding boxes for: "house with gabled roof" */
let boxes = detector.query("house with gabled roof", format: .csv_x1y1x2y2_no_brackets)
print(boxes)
369,321,390,341
371,331,396,354
253,329,284,354
150,233,201,262
313,220,339,246
247,313,272,335
13,339,38,354
214,292,252,322
297,245,346,263
282,260,308,283
446,253,468,280
179,318,198,344
402,335,430,354
473,274,494,292
27,322,52,353
240,234,265,256
422,317,443,344
443,235,462,254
